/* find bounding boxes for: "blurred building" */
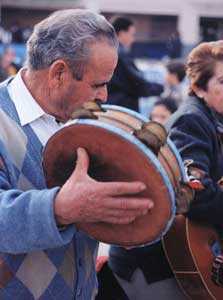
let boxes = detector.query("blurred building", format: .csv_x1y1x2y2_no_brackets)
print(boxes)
0,0,223,59
0,0,98,29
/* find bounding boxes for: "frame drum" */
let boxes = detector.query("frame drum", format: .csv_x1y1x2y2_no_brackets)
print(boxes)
42,105,185,246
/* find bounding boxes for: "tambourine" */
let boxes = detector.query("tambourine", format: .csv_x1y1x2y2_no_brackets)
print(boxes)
42,103,189,247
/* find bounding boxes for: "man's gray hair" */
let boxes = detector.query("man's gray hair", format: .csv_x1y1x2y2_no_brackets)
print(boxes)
26,9,118,80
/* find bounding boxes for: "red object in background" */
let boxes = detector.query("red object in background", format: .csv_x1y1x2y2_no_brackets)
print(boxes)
96,256,108,273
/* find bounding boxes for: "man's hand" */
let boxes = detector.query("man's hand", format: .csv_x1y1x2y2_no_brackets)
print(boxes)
54,148,153,225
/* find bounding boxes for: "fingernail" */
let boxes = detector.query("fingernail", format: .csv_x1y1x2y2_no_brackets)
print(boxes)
139,183,146,191
77,147,85,155
148,201,154,209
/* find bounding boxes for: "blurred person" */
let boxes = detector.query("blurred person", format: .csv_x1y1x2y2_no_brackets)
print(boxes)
166,30,182,59
11,22,24,43
0,25,12,44
0,56,7,82
162,59,188,106
107,16,163,112
150,97,178,125
0,24,5,44
0,9,154,299
0,46,21,81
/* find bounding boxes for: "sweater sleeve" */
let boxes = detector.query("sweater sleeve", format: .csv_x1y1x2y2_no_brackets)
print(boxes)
168,114,223,228
0,156,76,254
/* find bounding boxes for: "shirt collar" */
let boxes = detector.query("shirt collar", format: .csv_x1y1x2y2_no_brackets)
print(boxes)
8,69,49,126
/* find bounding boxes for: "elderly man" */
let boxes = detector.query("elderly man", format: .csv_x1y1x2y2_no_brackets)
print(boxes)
0,9,153,299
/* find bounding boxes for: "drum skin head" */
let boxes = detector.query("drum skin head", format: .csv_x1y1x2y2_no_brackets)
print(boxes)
43,121,175,246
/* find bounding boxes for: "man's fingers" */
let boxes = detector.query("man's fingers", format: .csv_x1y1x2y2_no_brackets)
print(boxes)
106,197,154,211
103,216,136,225
97,181,147,196
71,147,89,177
105,207,149,219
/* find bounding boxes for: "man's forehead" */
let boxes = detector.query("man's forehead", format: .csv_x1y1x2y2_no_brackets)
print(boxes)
86,43,118,73
89,42,117,61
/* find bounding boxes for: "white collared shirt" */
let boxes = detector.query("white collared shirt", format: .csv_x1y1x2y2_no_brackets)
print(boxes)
8,69,62,146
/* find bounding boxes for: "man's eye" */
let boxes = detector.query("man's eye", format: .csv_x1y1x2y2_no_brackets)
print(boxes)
93,83,106,89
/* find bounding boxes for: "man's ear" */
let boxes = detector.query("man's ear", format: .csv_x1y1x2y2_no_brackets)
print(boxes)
48,60,69,88
191,83,205,99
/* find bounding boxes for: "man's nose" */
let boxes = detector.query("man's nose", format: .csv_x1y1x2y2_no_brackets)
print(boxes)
96,86,108,103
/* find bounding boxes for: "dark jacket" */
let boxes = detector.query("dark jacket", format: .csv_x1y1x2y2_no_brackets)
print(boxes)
107,44,163,112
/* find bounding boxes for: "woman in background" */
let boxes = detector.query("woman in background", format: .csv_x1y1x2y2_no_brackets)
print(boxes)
150,97,177,125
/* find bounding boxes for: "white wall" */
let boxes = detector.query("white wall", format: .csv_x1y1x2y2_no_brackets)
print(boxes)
83,0,100,12
99,0,223,15
98,0,179,15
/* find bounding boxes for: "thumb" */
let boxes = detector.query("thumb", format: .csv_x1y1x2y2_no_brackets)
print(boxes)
72,147,90,177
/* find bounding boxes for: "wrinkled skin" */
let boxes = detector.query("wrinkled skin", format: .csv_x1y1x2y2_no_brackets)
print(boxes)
55,148,153,225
